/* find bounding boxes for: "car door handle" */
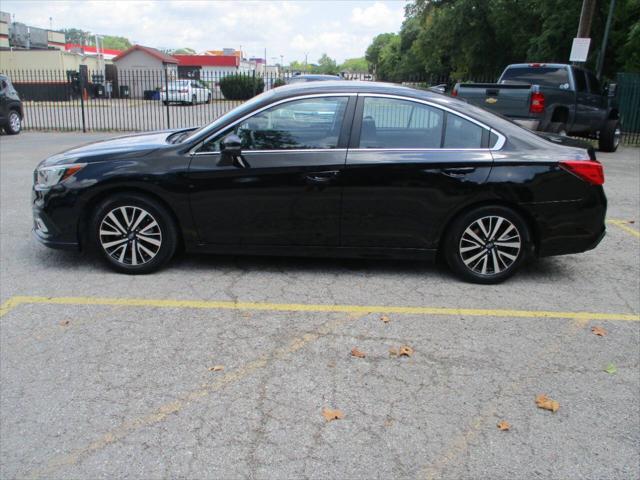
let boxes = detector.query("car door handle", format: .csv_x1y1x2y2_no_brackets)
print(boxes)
304,171,340,184
442,167,476,177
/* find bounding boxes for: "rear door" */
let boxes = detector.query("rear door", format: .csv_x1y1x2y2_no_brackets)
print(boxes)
340,95,495,250
572,68,591,133
585,71,608,131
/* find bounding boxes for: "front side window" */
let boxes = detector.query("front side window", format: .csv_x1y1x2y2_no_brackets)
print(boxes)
200,96,349,152
359,97,443,148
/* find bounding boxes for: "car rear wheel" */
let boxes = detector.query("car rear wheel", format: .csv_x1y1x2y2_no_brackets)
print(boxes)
598,119,620,152
444,206,530,284
191,94,197,105
91,193,177,274
5,110,21,134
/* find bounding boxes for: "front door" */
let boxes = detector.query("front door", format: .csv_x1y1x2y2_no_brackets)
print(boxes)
188,95,355,246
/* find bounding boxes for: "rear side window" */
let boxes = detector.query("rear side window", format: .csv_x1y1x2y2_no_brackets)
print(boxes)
359,97,443,148
443,114,484,148
500,66,570,89
574,69,587,92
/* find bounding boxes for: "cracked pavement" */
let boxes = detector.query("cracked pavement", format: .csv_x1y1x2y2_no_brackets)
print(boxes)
1,132,639,479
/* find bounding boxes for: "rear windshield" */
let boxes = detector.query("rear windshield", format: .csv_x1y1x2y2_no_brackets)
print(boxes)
500,67,569,88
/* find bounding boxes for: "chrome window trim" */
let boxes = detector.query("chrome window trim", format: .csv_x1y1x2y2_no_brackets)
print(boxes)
357,93,506,151
190,91,507,155
191,93,357,155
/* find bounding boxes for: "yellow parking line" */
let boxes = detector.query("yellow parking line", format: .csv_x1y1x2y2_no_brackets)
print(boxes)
1,295,638,322
607,219,640,239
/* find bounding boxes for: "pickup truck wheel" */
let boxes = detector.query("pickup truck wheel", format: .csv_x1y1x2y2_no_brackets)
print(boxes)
547,122,567,136
598,119,620,152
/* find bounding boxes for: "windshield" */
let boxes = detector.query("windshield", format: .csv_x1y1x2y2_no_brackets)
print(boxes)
179,88,277,142
500,66,570,89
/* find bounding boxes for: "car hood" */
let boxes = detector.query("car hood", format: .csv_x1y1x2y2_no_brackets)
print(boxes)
39,130,180,166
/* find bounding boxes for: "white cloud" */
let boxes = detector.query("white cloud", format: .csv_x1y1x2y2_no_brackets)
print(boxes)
351,2,404,30
0,0,406,63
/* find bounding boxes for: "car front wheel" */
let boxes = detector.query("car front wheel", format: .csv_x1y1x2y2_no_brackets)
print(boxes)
598,119,620,152
444,206,530,284
91,193,177,274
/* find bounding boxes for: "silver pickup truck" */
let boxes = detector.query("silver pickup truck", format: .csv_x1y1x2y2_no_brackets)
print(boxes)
453,63,620,152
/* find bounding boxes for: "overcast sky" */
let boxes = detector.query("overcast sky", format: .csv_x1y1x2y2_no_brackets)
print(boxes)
2,0,408,63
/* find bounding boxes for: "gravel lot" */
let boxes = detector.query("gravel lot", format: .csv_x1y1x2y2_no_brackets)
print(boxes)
1,132,639,479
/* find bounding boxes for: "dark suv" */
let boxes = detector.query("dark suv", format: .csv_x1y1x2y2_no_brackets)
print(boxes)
0,74,23,135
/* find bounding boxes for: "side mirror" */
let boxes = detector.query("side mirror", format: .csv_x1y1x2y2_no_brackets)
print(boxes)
221,133,242,155
219,134,248,168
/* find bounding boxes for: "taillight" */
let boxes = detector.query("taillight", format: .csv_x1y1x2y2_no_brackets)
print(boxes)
560,160,604,185
451,85,458,97
530,91,545,113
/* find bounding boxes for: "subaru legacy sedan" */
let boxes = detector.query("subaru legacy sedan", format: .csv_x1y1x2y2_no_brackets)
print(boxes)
32,81,606,283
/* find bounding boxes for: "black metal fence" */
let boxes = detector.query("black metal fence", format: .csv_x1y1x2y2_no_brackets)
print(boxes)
4,67,640,145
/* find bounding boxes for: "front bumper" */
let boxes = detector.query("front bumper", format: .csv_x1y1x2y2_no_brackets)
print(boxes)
32,184,82,250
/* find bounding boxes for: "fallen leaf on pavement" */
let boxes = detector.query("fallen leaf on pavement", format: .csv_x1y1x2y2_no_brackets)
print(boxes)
604,363,617,374
535,394,560,412
497,420,510,431
629,220,635,224
59,320,70,326
380,314,390,323
322,407,344,422
591,326,607,337
351,347,366,358
399,345,414,357
208,365,224,372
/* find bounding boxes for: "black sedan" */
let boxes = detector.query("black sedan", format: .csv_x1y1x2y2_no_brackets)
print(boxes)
32,81,606,283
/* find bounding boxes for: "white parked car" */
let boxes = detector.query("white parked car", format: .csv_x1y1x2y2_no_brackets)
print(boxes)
161,79,212,105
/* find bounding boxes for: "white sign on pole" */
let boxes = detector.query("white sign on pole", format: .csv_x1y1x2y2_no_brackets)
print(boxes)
570,38,591,62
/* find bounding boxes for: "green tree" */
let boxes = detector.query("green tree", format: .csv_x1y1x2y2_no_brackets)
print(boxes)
101,35,132,51
340,57,369,72
316,53,338,74
172,47,196,55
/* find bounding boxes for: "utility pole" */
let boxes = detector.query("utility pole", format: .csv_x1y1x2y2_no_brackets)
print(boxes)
576,0,597,39
596,0,616,79
572,0,597,65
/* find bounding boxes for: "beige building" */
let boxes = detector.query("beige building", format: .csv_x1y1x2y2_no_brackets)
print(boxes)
113,45,178,98
0,49,105,73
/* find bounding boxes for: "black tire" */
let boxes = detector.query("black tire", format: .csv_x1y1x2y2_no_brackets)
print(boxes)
444,205,530,284
546,122,567,136
207,93,212,104
598,119,620,152
4,110,21,135
91,193,177,274
163,101,169,106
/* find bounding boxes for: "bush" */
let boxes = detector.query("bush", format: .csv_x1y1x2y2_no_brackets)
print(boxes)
272,78,286,88
219,74,265,100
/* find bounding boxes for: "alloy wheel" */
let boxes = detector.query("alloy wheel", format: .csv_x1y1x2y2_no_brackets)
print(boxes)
459,215,521,276
613,126,621,149
9,112,20,132
99,206,162,266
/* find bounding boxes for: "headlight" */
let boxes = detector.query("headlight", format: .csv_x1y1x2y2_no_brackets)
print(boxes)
36,163,86,187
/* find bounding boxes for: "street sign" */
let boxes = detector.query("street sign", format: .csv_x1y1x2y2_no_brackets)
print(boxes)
570,38,591,62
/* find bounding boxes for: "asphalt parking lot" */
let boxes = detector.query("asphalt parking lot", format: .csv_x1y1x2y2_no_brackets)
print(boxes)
1,132,639,479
